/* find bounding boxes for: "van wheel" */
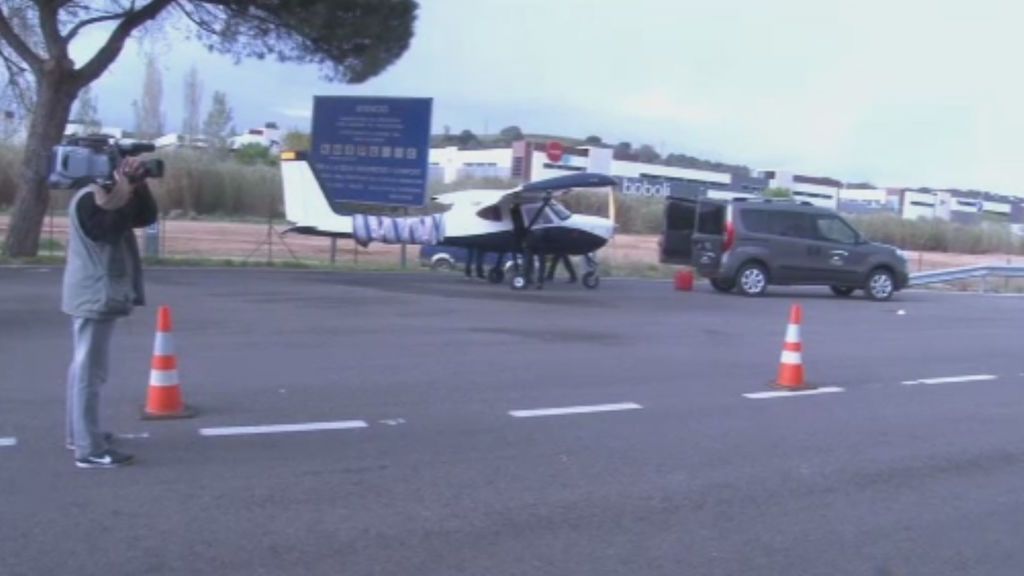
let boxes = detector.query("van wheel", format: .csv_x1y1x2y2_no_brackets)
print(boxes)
710,279,735,293
866,268,895,301
830,285,856,297
430,258,453,272
736,263,768,297
511,275,528,290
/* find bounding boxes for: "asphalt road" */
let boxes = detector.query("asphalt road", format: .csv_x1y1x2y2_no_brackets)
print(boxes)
1,266,1023,576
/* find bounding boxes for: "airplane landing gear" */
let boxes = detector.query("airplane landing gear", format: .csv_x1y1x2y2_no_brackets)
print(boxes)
511,275,528,290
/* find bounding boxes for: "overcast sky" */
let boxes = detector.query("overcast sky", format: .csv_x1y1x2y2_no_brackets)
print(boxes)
71,0,1024,195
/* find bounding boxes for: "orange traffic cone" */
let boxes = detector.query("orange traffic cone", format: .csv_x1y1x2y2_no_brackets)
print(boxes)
776,304,808,390
142,306,197,419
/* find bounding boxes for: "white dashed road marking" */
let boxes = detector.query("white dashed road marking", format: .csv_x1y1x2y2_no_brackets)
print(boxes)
509,402,643,418
743,387,845,400
0,437,17,447
199,420,368,437
901,375,997,386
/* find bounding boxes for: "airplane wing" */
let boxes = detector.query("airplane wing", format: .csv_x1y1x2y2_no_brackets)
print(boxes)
511,172,618,199
455,172,618,217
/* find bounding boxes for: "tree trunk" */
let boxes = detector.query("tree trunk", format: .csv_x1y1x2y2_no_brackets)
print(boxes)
3,70,76,258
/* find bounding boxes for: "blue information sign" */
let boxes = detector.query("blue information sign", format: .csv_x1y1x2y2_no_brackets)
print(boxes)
309,96,433,210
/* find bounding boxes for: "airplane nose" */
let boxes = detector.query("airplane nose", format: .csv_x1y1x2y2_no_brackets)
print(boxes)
573,215,615,239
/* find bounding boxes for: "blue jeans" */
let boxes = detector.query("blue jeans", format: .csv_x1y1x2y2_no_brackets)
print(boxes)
66,317,116,458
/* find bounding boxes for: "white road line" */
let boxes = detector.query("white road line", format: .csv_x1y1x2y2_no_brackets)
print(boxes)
0,437,17,447
509,402,642,418
901,375,997,386
199,420,368,437
743,387,845,400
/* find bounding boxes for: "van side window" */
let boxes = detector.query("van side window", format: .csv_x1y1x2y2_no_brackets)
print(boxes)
739,209,774,234
742,209,812,238
814,215,858,244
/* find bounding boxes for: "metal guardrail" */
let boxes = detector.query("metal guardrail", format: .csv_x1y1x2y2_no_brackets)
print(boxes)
909,265,1024,287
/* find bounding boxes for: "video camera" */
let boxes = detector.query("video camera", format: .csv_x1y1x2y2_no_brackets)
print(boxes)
48,134,164,190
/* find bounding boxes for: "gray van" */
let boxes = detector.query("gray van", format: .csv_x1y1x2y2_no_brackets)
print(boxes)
659,197,909,300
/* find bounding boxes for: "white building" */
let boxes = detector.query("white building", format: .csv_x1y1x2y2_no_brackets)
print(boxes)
228,123,282,153
935,192,982,223
901,190,938,220
840,187,889,205
981,199,1012,218
428,146,514,183
64,123,124,139
900,190,983,223
758,170,840,210
154,132,210,149
429,143,740,194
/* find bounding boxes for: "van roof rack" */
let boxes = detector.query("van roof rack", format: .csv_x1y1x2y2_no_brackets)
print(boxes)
729,197,818,207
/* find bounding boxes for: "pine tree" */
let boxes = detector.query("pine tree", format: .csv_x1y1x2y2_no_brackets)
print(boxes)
134,53,165,140
72,85,101,134
181,65,203,144
203,91,234,149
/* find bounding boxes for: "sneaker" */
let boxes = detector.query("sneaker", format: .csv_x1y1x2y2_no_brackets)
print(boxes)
75,449,134,469
65,432,115,451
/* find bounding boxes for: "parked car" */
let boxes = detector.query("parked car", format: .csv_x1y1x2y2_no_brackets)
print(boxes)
419,244,516,275
659,197,909,300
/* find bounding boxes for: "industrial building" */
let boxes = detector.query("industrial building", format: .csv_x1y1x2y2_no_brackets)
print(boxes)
429,142,1024,225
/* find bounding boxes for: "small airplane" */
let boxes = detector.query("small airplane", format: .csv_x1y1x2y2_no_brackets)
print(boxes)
279,152,617,289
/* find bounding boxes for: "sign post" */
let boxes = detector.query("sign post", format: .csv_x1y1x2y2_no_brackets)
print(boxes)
308,96,433,211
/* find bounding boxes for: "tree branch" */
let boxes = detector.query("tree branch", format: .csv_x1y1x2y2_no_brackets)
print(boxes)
63,8,133,44
73,0,174,87
172,0,221,36
36,1,63,57
0,8,43,74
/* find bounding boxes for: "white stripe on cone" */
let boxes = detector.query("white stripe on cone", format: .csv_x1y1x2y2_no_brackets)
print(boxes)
153,332,175,356
149,369,180,387
785,324,801,343
779,350,803,365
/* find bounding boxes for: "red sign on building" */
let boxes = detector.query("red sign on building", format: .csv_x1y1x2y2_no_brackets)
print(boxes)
546,141,565,163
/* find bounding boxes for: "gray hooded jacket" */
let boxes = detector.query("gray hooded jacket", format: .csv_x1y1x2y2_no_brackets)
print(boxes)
61,184,158,319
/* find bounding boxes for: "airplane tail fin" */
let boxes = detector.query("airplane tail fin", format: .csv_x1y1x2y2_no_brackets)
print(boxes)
279,152,353,236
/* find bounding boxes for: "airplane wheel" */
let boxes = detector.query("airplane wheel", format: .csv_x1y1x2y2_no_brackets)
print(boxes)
582,271,600,289
511,275,528,290
488,268,505,284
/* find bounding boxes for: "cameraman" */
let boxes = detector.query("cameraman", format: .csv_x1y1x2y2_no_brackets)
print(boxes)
62,157,157,469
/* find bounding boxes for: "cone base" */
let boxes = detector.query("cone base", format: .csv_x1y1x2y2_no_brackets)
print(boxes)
774,383,813,392
141,404,198,420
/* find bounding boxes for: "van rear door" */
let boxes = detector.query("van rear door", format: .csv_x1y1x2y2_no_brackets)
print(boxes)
659,197,698,264
692,200,728,275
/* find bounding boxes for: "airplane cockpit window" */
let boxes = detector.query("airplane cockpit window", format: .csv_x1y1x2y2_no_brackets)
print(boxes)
519,203,556,226
549,201,572,221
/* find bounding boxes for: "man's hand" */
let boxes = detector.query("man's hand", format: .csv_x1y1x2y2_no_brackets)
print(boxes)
113,158,147,192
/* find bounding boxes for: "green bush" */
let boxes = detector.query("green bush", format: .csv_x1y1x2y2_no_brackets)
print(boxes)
848,214,1022,255
151,149,282,218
